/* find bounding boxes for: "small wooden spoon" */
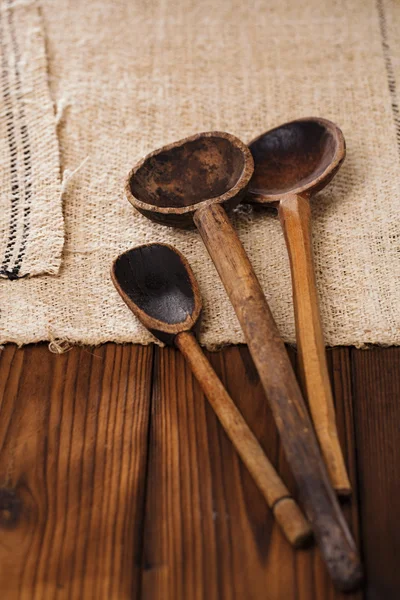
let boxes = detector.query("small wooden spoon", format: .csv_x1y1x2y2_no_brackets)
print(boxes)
248,117,351,495
111,243,312,548
125,133,362,590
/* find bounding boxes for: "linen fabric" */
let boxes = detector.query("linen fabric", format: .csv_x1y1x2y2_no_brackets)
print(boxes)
0,0,399,348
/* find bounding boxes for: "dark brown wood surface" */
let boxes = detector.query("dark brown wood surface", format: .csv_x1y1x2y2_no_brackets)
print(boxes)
0,344,399,599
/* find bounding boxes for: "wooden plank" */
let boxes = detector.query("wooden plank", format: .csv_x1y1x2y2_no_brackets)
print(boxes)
351,348,400,600
141,345,362,599
140,347,219,599
0,343,154,600
3,343,399,599
305,348,363,600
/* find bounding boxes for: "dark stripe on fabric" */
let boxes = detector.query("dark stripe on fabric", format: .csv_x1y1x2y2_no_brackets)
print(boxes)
0,1,33,279
377,0,400,157
6,0,32,277
0,7,21,279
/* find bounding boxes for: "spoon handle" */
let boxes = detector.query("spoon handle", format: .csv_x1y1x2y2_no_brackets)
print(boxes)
193,203,362,592
278,193,351,495
175,330,311,548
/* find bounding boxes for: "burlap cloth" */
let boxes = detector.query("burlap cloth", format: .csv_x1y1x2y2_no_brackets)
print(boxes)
0,0,399,348
0,0,63,278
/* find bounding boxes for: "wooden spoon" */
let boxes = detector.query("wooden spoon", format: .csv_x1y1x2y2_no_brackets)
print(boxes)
111,243,312,548
248,117,351,496
125,133,362,591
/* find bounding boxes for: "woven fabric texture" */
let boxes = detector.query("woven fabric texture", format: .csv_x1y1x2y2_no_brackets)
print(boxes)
0,0,399,347
0,0,63,279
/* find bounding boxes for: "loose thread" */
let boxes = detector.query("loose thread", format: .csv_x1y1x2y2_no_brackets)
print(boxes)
47,327,72,354
48,338,72,354
60,156,89,195
55,96,70,126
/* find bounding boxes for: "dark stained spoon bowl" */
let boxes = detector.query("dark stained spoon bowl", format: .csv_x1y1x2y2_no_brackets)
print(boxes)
248,117,345,203
111,243,201,345
248,117,350,496
111,243,312,548
127,131,253,228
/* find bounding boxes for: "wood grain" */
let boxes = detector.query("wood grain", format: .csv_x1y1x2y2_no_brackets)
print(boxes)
0,343,398,599
298,348,362,600
141,345,362,600
0,344,154,599
351,348,400,600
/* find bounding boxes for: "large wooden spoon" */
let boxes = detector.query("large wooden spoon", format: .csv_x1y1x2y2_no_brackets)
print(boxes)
111,243,312,547
125,133,362,590
248,117,350,495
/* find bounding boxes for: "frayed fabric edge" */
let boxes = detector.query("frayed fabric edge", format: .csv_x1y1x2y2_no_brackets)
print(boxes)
0,336,397,354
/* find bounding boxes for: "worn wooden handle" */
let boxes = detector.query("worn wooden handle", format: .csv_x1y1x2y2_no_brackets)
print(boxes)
193,203,363,591
278,194,351,495
175,330,311,548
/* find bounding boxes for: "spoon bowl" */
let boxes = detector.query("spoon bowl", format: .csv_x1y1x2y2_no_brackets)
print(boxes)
111,243,202,344
126,131,254,228
248,117,345,203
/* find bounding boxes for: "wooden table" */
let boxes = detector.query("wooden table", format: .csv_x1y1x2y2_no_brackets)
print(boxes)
0,343,398,599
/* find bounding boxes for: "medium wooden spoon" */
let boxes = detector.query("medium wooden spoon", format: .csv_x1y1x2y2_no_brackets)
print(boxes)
111,243,312,548
125,133,362,590
248,117,351,495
